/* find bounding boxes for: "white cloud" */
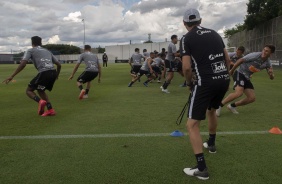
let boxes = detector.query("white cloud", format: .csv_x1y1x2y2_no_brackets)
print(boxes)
0,0,248,53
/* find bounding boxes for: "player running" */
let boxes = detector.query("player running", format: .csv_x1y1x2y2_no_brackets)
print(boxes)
68,45,101,100
152,53,166,83
216,45,275,116
160,35,181,93
2,36,61,116
129,48,144,81
128,52,156,87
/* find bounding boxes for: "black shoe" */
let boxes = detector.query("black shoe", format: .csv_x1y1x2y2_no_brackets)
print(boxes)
183,166,209,180
203,141,216,153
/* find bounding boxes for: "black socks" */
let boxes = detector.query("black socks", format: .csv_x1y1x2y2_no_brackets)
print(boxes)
195,153,207,171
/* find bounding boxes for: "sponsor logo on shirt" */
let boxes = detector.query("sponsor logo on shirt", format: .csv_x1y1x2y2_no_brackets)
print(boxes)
196,30,211,35
212,74,230,80
248,65,260,73
209,53,223,60
211,61,227,73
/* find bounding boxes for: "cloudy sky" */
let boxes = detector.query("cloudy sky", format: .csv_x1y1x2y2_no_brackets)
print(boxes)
0,0,248,53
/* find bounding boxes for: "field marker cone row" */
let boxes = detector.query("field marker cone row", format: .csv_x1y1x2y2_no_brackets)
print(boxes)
269,126,282,134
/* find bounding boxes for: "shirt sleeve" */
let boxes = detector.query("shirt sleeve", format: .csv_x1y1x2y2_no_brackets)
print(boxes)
77,54,83,64
51,54,59,63
182,35,191,56
242,52,261,63
22,50,32,61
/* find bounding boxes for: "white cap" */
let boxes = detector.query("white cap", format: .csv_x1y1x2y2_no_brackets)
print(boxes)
183,8,201,22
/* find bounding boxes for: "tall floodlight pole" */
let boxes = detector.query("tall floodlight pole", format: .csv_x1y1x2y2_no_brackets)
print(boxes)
82,19,85,46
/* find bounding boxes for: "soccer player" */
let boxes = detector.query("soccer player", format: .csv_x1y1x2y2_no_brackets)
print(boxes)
181,9,230,180
143,49,150,59
68,45,101,100
102,52,108,67
2,36,61,116
216,45,275,116
129,48,144,80
128,52,156,87
160,35,181,93
229,46,245,69
152,53,166,83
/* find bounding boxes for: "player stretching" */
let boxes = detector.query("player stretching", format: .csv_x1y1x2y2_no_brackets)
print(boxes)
3,36,61,116
216,45,275,116
160,35,181,93
69,45,101,100
128,52,156,87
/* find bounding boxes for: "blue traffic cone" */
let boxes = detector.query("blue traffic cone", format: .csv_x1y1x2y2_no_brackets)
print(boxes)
170,130,184,137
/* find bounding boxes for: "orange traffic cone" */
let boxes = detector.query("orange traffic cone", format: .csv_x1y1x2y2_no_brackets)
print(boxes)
269,126,282,134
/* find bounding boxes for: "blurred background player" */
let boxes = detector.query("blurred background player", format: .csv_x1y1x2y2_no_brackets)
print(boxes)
2,36,61,116
160,35,181,93
128,52,156,87
229,46,245,69
143,49,150,59
152,53,166,83
69,45,101,100
129,48,145,81
216,45,275,116
102,52,108,67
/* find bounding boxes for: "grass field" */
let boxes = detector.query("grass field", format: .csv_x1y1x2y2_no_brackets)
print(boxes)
0,64,282,184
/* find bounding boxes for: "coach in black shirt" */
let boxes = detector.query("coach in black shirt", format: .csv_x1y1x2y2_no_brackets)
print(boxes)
181,9,231,180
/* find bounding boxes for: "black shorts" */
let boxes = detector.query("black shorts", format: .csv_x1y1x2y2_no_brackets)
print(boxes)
152,66,161,74
29,70,57,91
165,60,179,72
77,71,99,83
138,69,152,77
188,79,230,120
131,65,142,74
233,71,254,90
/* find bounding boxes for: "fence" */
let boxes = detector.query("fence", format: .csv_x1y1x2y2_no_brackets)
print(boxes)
228,16,282,66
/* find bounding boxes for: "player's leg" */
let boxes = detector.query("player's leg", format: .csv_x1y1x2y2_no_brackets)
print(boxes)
77,72,87,100
128,70,142,87
233,88,255,107
83,82,91,99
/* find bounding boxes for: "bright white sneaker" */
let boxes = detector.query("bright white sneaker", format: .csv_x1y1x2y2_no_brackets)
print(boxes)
83,94,88,99
157,80,161,83
227,104,239,114
183,166,209,180
216,106,221,117
162,88,170,94
160,86,163,90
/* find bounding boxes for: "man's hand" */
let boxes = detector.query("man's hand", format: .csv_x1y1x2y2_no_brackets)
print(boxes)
2,76,13,84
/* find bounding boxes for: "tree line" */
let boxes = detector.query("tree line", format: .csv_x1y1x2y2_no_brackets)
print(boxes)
224,0,282,38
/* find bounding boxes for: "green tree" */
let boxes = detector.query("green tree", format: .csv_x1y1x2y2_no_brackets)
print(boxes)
97,45,105,53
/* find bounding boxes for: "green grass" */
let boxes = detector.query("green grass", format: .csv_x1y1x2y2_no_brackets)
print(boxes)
0,64,282,184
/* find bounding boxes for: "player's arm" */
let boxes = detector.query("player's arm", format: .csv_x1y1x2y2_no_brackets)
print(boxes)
229,58,244,75
182,55,193,88
2,60,28,84
223,48,231,72
129,57,133,67
68,63,80,80
267,67,274,80
98,62,101,83
148,59,153,73
52,55,61,79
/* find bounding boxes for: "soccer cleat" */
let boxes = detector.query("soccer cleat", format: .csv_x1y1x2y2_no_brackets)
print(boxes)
79,89,86,100
160,86,163,90
41,109,56,117
128,83,132,87
203,141,217,153
179,84,187,87
183,166,209,180
157,80,161,83
227,104,239,114
216,106,221,117
143,82,148,87
83,94,88,99
38,100,47,115
162,88,170,94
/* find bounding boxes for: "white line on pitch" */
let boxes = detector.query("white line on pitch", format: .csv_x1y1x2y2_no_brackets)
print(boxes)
0,131,269,140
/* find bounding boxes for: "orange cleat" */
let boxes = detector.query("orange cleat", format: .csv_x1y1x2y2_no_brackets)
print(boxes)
41,109,56,117
38,100,47,115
